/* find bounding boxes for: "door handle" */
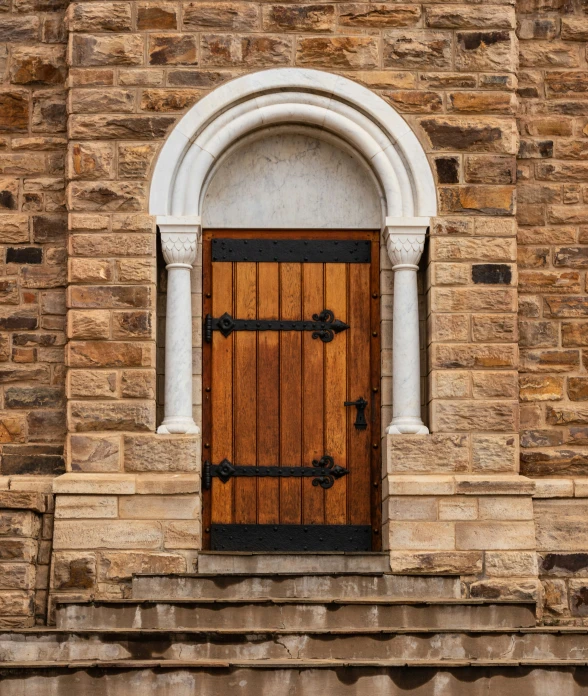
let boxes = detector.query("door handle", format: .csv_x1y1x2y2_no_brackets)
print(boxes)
344,397,368,430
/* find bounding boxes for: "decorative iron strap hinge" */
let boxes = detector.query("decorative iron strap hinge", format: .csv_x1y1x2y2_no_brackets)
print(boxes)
203,456,349,490
204,309,349,343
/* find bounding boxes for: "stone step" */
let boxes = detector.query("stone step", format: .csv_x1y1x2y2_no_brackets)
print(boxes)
196,552,391,575
131,573,460,600
55,599,536,631
1,658,588,695
2,627,588,663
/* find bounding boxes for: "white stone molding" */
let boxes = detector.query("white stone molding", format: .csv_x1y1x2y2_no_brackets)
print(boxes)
384,220,429,435
149,69,437,436
157,216,201,435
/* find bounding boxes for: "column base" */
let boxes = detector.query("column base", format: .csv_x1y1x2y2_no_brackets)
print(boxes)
157,417,200,435
386,417,429,435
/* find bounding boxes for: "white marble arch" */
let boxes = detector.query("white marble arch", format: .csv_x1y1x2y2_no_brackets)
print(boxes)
150,67,437,437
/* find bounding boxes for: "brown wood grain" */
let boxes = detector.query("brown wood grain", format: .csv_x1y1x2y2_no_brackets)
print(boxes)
279,262,302,524
234,262,257,524
257,263,280,524
302,263,325,524
324,263,348,525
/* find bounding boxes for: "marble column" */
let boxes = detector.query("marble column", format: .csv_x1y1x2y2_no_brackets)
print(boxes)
384,222,429,435
157,217,200,435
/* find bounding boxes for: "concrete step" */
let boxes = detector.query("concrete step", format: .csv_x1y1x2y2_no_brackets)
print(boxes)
2,627,588,663
1,658,588,695
132,573,461,600
196,552,391,575
55,598,536,631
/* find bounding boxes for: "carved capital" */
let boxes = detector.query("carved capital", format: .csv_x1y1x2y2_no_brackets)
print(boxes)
157,216,201,268
384,224,427,271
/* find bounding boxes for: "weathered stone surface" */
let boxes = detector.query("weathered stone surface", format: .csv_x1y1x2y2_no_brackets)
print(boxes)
387,522,455,551
163,520,200,548
383,31,451,69
69,370,117,399
68,181,146,212
69,143,114,180
522,448,588,477
55,495,118,519
67,2,132,31
455,31,516,72
0,539,36,563
68,341,153,368
0,510,40,537
470,579,538,600
0,16,39,42
119,494,198,519
465,155,516,183
69,285,151,310
539,552,588,577
472,434,517,473
472,314,517,342
0,92,29,133
72,34,143,67
536,500,588,551
389,551,482,575
71,88,134,114
124,434,200,472
339,4,420,28
420,117,517,154
99,552,186,581
485,551,538,577
296,37,378,69
545,296,588,317
426,6,515,29
69,114,174,140
54,520,163,550
433,402,517,432
140,89,200,112
70,233,154,257
439,186,514,215
520,375,564,402
456,521,535,550
520,349,579,373
433,287,516,312
0,591,32,616
68,401,156,432
383,90,442,113
68,311,110,340
385,497,437,522
69,434,120,472
52,551,96,589
150,34,199,66
433,344,517,369
10,46,66,85
4,386,63,409
184,2,260,30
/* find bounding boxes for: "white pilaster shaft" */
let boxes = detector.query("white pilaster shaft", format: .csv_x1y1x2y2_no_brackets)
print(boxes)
157,217,201,435
385,223,429,435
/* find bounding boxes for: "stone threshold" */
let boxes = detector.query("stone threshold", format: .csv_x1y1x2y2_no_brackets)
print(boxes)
54,598,535,606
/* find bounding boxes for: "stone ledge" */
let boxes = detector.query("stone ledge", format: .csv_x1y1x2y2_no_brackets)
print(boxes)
0,490,46,513
532,478,588,498
385,475,535,497
53,473,200,495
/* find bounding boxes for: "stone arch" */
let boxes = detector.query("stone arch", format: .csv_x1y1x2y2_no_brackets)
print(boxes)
150,68,436,438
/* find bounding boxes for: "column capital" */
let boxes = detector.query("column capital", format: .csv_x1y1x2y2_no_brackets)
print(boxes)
157,216,201,268
383,217,429,270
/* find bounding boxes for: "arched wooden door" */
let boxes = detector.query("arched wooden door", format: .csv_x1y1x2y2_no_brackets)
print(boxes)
202,230,381,551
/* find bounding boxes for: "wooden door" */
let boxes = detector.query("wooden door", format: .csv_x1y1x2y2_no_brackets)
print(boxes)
202,230,381,551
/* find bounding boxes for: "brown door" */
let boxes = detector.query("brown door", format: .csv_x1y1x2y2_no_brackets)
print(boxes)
202,230,381,551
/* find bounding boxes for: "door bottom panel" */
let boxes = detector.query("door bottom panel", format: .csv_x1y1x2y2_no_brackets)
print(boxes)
210,524,372,552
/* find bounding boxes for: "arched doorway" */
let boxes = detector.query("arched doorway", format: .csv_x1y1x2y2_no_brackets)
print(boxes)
149,68,437,551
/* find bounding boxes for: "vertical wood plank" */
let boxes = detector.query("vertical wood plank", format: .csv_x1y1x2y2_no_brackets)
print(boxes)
370,237,382,550
210,260,234,525
257,263,280,524
348,262,371,526
324,263,348,525
280,262,302,524
302,263,325,524
234,262,257,524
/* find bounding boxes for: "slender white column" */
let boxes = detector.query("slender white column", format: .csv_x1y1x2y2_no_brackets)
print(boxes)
385,221,429,435
157,217,201,435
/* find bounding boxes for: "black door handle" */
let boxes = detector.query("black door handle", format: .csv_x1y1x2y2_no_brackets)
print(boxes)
344,397,368,430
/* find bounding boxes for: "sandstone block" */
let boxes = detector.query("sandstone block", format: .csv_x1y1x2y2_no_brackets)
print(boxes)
434,402,517,433
4,386,64,409
69,370,117,399
439,186,514,216
117,143,158,178
69,115,175,140
69,259,113,284
54,473,135,495
431,371,470,399
519,321,558,348
339,4,420,28
71,34,143,67
0,591,33,616
470,579,539,601
296,36,378,69
52,552,96,590
519,375,564,402
0,491,45,513
0,511,40,537
119,494,199,519
0,413,27,444
420,117,517,154
520,349,579,373
387,522,455,551
112,311,153,339
429,315,469,342
561,17,588,41
390,551,483,575
455,31,516,72
386,434,469,474
99,551,186,581
116,259,155,283
456,521,535,550
0,16,39,42
140,88,201,112
385,497,437,521
433,345,517,370
472,434,517,474
546,297,588,318
68,401,156,432
70,234,154,257
522,449,588,477
432,287,516,312
0,564,35,591
478,496,533,521
120,370,155,399
69,434,121,473
55,495,118,519
54,519,163,550
420,73,476,89
464,154,516,183
163,520,200,548
185,2,260,30
542,578,568,616
10,46,66,85
137,4,177,29
426,6,515,29
533,479,574,498
67,311,110,340
68,342,154,368
485,551,538,577
383,31,451,69
69,285,151,310
124,434,200,472
438,497,478,521
382,90,442,113
548,206,588,225
68,143,114,180
135,474,200,495
384,475,455,497
567,378,588,402
539,552,588,577
71,88,134,114
536,500,588,551
68,181,146,212
0,93,29,133
67,2,132,31
471,314,517,342
0,539,36,563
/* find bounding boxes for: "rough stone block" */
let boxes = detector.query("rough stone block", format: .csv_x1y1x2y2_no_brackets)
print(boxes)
69,370,117,399
420,117,518,154
485,551,538,577
67,2,132,31
69,434,121,473
456,521,535,550
425,6,515,29
0,564,35,590
135,474,200,495
67,311,110,340
455,30,516,72
433,402,517,432
472,434,517,473
163,520,200,548
55,495,118,519
535,500,588,551
53,520,162,550
54,474,134,495
383,31,451,69
68,401,156,432
52,551,96,590
10,46,66,85
119,494,199,519
68,341,154,369
296,36,378,69
389,551,482,575
470,579,539,601
71,34,143,67
99,551,187,581
438,497,478,521
339,4,420,28
124,434,200,472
